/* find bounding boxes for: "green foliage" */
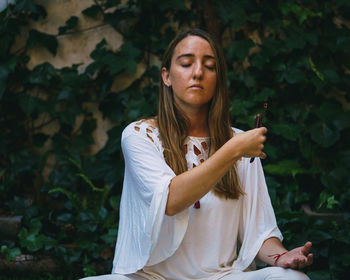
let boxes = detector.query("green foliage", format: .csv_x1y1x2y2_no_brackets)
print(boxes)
27,30,58,55
0,245,21,261
58,16,79,35
0,0,349,279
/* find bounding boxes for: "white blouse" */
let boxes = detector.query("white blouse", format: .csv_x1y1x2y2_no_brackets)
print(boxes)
112,120,282,279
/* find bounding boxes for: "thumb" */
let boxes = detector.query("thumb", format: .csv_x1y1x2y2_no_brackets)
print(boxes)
301,241,312,255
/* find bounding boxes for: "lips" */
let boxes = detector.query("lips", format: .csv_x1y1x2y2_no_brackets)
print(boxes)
189,84,203,89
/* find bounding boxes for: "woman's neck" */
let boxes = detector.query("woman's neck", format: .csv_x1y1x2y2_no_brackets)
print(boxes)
186,111,209,137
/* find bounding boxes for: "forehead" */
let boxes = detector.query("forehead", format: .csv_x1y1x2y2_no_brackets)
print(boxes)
172,35,215,59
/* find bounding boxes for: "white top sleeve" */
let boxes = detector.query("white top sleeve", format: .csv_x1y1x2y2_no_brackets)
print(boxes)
232,156,283,271
112,122,189,274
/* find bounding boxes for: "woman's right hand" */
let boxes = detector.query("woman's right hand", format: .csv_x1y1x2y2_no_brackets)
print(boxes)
230,127,268,159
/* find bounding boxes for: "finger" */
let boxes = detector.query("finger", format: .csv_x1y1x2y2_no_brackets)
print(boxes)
291,258,299,270
298,257,306,269
260,152,267,159
258,126,268,134
301,241,312,255
306,253,313,266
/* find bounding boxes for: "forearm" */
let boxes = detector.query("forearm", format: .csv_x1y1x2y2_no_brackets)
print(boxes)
165,139,241,216
165,127,267,216
257,237,288,266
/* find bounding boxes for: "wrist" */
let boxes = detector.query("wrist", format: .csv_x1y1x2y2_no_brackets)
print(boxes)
227,137,244,161
268,251,288,266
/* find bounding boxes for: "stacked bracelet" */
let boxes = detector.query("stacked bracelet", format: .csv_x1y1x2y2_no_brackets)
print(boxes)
268,251,288,265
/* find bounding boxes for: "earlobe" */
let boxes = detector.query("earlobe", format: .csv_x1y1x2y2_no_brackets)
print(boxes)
161,67,171,87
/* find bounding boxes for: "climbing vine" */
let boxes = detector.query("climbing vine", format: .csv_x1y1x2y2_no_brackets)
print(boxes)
0,0,349,279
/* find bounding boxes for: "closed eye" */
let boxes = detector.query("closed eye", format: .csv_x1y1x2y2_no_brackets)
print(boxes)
205,63,216,70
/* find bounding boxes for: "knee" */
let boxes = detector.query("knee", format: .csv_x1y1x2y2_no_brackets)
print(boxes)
270,267,310,280
285,269,310,280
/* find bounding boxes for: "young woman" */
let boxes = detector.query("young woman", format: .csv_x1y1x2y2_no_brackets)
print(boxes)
82,29,313,280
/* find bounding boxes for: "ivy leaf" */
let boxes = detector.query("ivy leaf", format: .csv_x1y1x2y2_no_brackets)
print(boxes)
264,159,308,177
82,5,101,18
109,195,120,210
280,67,306,84
317,191,340,210
216,1,246,28
15,0,37,13
284,32,306,49
59,105,80,126
253,88,275,102
17,217,50,252
104,0,122,9
18,94,38,116
33,133,49,147
323,69,340,83
226,39,254,60
101,228,118,244
27,30,58,55
310,122,340,148
28,62,57,86
119,41,142,74
271,123,303,141
58,16,79,35
57,87,71,100
0,246,21,261
0,63,10,80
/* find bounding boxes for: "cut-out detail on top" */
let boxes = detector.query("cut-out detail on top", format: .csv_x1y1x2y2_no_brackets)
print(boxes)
134,126,140,132
143,118,157,128
147,134,154,142
194,145,201,156
194,200,200,209
201,141,208,151
146,128,153,133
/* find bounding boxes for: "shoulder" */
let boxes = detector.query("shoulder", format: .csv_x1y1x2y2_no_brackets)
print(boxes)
123,119,158,137
122,119,162,150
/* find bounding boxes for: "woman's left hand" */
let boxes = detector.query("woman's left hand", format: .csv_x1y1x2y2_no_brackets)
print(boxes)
276,241,313,269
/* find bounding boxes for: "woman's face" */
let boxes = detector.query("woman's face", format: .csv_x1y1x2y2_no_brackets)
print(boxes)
162,35,217,114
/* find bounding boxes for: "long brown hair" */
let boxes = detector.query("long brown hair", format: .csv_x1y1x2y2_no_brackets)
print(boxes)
157,29,244,199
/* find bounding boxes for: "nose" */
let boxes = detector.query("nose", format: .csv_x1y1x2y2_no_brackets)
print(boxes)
192,62,203,80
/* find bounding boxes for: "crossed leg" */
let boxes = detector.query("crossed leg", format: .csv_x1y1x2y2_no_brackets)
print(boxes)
220,267,310,280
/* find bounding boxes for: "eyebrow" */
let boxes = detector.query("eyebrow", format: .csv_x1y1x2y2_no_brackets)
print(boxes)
176,53,215,61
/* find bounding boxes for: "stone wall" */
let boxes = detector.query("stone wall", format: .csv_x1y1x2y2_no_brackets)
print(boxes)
10,0,143,179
